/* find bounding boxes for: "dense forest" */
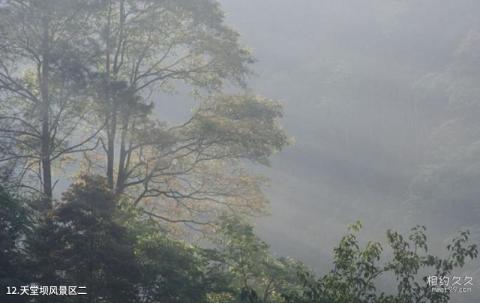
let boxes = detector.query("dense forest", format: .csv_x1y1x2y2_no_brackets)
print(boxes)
0,1,478,302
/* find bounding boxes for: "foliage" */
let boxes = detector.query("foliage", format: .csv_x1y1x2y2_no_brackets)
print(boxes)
213,216,307,303
122,206,230,303
27,175,140,302
0,186,30,301
0,182,477,303
282,222,478,303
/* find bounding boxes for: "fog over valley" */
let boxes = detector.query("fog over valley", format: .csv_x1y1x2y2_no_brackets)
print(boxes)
219,1,480,300
1,1,480,302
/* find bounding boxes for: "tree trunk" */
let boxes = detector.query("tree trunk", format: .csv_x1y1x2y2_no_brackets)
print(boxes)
105,1,115,190
40,17,52,201
115,114,128,195
106,120,115,189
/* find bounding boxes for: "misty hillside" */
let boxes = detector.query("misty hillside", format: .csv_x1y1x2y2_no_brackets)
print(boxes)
220,1,480,301
1,1,480,302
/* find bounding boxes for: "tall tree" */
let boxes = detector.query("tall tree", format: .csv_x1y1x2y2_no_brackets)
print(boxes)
79,0,289,228
0,0,100,204
84,0,252,189
0,0,289,227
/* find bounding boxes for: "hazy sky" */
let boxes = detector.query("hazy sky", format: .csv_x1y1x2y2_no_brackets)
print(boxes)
215,1,480,301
